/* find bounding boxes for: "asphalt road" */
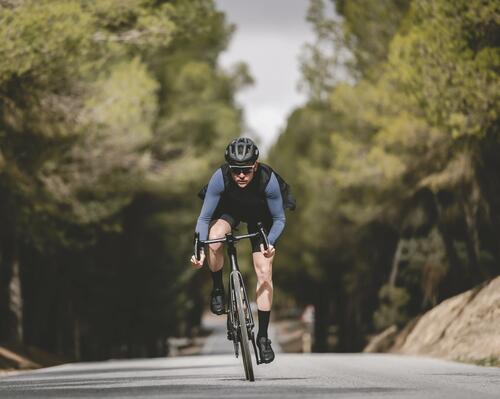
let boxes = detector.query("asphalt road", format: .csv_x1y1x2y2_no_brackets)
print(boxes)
1,315,499,398
1,352,499,398
200,311,282,355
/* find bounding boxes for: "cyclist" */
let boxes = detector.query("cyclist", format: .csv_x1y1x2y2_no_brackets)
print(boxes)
191,137,292,364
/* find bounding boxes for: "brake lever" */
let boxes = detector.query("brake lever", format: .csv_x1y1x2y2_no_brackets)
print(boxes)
256,222,269,250
193,232,202,261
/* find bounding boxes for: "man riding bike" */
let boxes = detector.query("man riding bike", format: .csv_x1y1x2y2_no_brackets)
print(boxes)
190,137,294,364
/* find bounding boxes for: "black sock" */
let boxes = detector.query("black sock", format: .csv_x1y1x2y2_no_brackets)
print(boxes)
211,269,223,290
257,310,270,339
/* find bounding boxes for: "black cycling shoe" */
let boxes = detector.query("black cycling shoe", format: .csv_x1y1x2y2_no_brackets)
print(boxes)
210,287,226,315
257,336,275,364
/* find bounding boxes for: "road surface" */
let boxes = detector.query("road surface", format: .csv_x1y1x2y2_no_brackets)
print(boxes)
1,315,498,398
1,352,500,398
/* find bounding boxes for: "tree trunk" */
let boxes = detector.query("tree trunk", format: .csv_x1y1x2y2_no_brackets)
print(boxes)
389,239,404,286
462,184,485,282
436,223,468,298
74,315,81,361
312,284,329,353
0,234,23,343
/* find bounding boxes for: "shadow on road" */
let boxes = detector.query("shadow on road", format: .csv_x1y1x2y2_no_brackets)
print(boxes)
13,363,234,378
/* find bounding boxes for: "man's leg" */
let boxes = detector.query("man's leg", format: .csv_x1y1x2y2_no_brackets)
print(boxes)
207,219,232,315
253,251,276,363
253,251,274,310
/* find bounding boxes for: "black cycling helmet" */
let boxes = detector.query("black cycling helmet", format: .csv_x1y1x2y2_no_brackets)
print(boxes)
225,137,259,165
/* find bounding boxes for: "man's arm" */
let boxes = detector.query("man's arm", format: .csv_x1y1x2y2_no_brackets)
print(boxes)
195,169,225,241
265,173,286,245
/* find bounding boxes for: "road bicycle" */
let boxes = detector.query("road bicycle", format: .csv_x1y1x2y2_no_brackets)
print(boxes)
194,222,269,381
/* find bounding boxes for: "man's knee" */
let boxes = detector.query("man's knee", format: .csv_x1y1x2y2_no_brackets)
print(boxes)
208,220,231,252
208,230,224,251
255,263,273,284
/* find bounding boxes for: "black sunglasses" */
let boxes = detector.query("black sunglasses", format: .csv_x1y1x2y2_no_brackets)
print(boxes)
229,165,254,175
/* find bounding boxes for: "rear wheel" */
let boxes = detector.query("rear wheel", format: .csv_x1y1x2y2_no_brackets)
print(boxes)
233,273,254,381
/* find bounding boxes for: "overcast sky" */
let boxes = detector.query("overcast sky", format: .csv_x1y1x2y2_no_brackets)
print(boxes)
215,0,315,153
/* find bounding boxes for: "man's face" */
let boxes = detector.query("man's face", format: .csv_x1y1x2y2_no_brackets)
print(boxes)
229,163,257,188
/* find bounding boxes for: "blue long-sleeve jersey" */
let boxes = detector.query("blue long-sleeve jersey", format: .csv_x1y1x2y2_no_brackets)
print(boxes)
195,168,286,245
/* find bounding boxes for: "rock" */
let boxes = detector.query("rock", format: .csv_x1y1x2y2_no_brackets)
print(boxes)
389,316,421,352
363,325,398,353
391,276,500,363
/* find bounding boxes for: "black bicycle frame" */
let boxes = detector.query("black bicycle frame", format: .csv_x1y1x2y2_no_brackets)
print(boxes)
194,223,269,365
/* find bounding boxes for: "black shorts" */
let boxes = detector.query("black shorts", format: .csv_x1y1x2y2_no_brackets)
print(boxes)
211,212,273,253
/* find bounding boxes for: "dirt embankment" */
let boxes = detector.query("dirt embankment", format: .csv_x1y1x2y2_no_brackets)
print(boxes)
0,343,70,374
365,276,500,366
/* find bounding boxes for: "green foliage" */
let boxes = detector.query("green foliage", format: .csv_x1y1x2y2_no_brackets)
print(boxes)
270,0,500,351
388,0,500,138
299,0,348,101
333,0,412,76
0,1,94,86
0,0,244,358
0,0,173,248
458,356,500,368
39,58,158,226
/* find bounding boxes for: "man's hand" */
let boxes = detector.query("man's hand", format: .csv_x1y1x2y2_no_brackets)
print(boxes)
190,250,205,269
260,244,275,258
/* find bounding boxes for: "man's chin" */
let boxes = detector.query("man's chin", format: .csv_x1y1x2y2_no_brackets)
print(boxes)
237,182,248,188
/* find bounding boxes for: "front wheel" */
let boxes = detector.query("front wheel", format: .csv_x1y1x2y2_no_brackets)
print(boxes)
232,273,254,381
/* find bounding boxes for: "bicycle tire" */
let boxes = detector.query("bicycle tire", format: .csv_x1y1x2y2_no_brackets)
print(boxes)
232,273,254,381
